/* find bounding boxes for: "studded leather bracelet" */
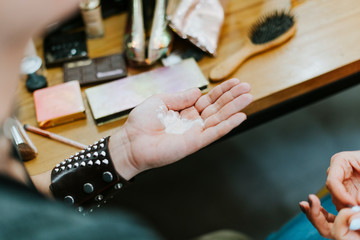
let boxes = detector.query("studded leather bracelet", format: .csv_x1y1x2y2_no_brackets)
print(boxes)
49,136,128,213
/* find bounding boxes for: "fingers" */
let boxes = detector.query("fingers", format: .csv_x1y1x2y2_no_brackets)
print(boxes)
309,194,321,216
301,194,334,238
299,200,310,213
204,93,253,129
195,78,242,112
357,191,360,205
299,196,360,240
162,88,202,111
200,82,251,119
327,155,358,207
199,112,247,147
180,106,200,120
192,78,252,129
321,206,336,222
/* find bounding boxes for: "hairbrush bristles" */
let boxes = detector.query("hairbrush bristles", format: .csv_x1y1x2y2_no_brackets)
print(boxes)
250,11,295,44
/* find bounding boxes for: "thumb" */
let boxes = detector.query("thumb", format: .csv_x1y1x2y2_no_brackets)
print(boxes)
161,88,202,111
333,208,360,239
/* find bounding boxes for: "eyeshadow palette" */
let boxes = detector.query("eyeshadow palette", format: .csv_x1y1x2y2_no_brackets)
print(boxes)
63,53,127,86
33,81,86,128
85,58,208,125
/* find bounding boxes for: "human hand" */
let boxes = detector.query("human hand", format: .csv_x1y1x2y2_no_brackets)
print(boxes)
326,151,360,210
300,194,360,239
109,78,252,180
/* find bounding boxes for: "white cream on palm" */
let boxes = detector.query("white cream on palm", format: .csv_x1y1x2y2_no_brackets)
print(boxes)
157,107,204,134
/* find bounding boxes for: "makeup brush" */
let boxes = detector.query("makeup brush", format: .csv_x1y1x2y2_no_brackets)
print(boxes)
210,11,296,81
13,117,37,154
24,124,87,149
10,125,37,161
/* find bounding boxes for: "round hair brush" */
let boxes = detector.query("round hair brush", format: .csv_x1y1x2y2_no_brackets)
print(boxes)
210,11,296,81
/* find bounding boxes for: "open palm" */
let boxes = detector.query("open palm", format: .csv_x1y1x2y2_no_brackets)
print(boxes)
121,79,252,175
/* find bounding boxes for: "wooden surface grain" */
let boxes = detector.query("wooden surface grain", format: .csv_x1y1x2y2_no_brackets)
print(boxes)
17,0,360,175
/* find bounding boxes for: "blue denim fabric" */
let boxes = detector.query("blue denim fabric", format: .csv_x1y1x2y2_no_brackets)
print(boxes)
267,194,337,240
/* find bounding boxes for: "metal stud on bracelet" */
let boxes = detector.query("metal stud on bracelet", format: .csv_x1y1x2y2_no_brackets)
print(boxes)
49,136,128,209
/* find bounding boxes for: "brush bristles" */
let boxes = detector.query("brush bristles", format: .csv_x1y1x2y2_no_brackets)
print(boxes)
249,10,295,44
18,143,37,161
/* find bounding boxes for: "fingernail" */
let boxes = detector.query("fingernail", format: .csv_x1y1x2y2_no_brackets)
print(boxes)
352,206,360,212
299,203,306,213
349,218,360,231
241,82,251,90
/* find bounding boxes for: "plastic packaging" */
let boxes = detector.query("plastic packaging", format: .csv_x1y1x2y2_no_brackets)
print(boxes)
168,0,227,56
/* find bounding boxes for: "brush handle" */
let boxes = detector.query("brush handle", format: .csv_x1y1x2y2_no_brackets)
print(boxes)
10,126,25,145
24,124,87,150
209,23,297,82
14,117,37,153
210,43,254,82
209,42,262,81
291,0,306,10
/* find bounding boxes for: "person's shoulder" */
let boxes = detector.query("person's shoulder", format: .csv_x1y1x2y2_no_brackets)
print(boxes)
0,176,162,240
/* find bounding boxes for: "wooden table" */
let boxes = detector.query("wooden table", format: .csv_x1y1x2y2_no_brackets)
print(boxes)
18,0,360,175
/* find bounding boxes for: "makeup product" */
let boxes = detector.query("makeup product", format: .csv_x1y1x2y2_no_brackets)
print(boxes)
10,126,37,161
349,206,360,231
44,0,128,34
26,73,48,92
63,53,127,86
168,0,227,56
24,124,87,149
33,81,86,128
352,206,360,212
147,0,171,63
4,118,37,161
85,58,209,125
157,106,204,134
13,117,38,155
44,31,88,68
350,218,360,231
80,0,105,38
210,11,297,81
124,0,145,64
124,0,173,66
21,53,48,92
